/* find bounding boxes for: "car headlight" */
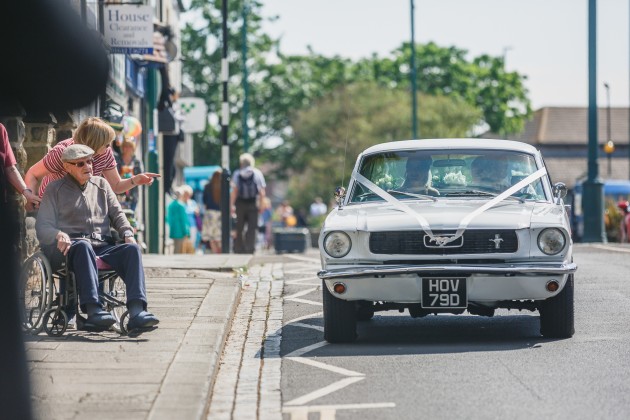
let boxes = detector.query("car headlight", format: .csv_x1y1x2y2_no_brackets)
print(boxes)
323,231,352,258
537,228,566,255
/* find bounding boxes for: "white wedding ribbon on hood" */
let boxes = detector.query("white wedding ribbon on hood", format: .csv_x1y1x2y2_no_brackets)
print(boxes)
352,167,548,247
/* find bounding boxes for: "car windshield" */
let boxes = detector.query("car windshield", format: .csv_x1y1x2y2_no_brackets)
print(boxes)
349,149,547,203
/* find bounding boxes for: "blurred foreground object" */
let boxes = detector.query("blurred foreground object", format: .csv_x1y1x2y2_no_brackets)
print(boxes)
0,1,109,419
0,0,109,112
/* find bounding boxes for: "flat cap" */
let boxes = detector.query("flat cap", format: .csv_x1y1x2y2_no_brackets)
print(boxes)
61,144,95,162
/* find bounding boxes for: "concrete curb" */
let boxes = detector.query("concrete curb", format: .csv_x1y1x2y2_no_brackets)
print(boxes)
149,276,242,420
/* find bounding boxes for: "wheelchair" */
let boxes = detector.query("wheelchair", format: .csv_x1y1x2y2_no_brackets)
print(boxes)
19,250,130,336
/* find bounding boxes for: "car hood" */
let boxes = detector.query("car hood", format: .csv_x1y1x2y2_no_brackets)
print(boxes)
324,200,567,231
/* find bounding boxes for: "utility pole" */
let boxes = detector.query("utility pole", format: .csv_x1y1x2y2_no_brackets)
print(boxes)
242,1,249,152
583,0,606,242
410,0,418,139
603,82,615,177
221,0,232,253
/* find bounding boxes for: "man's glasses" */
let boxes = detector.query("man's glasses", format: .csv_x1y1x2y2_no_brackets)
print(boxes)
67,159,94,167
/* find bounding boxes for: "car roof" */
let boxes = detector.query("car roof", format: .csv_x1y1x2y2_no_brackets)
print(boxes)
361,138,539,156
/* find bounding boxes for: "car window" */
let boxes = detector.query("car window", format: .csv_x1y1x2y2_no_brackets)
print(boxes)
349,149,547,203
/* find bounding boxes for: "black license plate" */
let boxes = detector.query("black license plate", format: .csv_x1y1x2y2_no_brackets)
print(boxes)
421,278,467,309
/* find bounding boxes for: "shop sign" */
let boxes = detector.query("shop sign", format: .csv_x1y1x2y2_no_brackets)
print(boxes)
177,98,208,134
104,5,153,54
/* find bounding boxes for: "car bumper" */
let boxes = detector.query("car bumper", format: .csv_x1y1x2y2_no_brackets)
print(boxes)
318,263,577,303
318,262,577,279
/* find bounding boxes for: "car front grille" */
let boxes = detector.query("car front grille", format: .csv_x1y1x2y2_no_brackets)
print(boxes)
369,230,518,255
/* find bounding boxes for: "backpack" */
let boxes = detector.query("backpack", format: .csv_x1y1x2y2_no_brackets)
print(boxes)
238,172,258,200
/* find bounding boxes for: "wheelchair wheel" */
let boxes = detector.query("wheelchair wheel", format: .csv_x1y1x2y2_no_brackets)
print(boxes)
19,252,53,333
119,310,130,335
43,308,68,337
103,276,127,332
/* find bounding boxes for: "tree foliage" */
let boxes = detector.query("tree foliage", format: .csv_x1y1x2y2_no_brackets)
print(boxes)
181,3,531,169
351,42,531,135
285,82,481,211
182,0,274,166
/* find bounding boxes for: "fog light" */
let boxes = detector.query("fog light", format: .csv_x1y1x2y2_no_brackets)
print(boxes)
546,280,560,292
333,282,347,294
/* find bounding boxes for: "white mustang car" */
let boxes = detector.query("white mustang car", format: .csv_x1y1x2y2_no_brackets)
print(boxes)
318,139,576,343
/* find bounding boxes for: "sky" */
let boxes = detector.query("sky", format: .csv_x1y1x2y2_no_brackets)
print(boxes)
260,0,629,110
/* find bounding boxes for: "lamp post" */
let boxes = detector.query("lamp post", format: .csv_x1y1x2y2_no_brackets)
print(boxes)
241,0,249,152
410,0,418,139
583,0,606,242
603,82,614,177
221,0,232,252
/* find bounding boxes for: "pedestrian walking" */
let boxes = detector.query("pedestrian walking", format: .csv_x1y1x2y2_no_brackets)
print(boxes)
181,184,201,252
202,169,222,253
230,153,266,254
259,197,273,249
167,187,191,254
309,196,327,218
275,200,295,227
618,200,630,243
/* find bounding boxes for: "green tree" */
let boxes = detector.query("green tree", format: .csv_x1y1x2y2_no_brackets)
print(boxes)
182,2,531,168
353,42,531,135
182,0,275,166
285,82,481,211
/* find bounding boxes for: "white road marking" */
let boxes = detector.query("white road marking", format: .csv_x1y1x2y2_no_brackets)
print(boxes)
285,311,323,326
283,402,396,413
286,356,364,377
590,244,630,253
282,260,394,416
285,341,328,358
291,322,324,332
284,377,365,406
286,297,323,306
319,408,336,420
285,276,321,285
285,287,318,300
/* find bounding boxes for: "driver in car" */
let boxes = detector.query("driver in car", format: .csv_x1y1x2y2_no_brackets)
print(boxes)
401,156,439,196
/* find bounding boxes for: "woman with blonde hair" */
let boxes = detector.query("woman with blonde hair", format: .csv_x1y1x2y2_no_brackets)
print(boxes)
25,116,159,210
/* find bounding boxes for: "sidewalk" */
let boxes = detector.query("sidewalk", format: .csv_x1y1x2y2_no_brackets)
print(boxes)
25,253,252,420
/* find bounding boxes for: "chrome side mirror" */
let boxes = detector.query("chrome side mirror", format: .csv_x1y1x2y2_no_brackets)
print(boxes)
552,182,567,204
334,186,346,208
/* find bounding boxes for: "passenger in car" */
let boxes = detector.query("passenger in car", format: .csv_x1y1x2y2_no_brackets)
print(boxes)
401,157,439,195
470,156,510,191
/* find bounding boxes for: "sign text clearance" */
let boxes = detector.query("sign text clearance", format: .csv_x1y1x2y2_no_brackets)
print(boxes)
104,5,153,54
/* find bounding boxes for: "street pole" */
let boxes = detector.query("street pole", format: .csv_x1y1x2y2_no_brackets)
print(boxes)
604,82,613,177
583,0,606,242
410,0,418,139
242,1,249,152
221,0,232,253
147,69,160,253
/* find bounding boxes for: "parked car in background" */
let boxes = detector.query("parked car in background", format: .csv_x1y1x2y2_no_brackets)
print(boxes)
318,139,577,343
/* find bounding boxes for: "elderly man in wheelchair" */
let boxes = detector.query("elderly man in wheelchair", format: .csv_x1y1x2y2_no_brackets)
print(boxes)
33,144,159,333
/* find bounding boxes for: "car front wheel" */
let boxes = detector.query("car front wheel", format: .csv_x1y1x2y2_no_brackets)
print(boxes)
322,281,357,343
539,274,575,338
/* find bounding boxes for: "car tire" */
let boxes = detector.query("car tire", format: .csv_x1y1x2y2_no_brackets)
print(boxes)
539,274,575,338
356,303,375,321
322,280,357,343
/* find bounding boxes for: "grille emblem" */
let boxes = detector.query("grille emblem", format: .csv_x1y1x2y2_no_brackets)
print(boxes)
489,234,504,249
424,234,464,248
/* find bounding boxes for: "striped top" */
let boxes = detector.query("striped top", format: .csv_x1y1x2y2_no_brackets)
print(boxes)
39,138,116,197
